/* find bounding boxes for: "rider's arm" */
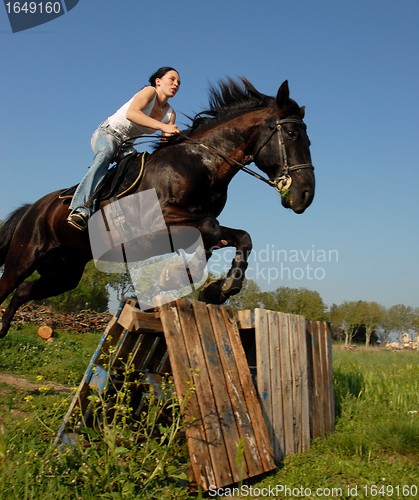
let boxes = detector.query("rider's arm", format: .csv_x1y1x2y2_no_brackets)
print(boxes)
162,110,177,137
126,87,178,135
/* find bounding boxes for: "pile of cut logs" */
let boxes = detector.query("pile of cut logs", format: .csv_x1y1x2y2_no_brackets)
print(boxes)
3,303,113,339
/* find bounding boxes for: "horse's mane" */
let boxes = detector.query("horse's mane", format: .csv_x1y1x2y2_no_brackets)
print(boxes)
154,77,275,150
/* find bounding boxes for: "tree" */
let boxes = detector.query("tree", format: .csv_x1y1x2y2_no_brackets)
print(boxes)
377,307,393,344
413,307,419,332
385,304,416,343
225,278,263,310
259,287,327,321
358,301,385,346
328,303,343,341
329,301,364,346
103,265,135,302
291,288,328,320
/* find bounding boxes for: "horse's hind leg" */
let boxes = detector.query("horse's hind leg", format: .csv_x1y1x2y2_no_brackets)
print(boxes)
0,256,38,337
0,261,85,338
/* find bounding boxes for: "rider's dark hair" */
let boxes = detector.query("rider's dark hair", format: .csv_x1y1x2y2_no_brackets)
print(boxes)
148,67,178,87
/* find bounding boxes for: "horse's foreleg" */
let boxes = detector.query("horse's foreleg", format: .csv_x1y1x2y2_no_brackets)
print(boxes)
199,227,252,304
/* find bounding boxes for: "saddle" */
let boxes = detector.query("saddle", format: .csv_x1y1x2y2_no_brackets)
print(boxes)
59,151,149,206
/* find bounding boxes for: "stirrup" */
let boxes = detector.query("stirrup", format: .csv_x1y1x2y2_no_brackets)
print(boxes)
67,212,88,231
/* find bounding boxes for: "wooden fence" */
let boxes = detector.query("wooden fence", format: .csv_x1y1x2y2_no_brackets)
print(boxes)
237,309,334,461
55,298,334,491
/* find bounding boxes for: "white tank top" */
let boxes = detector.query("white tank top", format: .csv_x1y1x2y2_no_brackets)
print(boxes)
108,91,173,142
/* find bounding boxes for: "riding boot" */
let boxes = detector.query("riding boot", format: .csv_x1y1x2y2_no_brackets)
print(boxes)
67,207,89,231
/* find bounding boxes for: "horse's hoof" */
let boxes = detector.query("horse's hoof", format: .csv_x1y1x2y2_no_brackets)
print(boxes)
221,274,243,296
198,280,227,305
0,321,8,339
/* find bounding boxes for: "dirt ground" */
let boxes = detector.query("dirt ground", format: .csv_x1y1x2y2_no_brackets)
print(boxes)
0,373,71,394
0,372,73,424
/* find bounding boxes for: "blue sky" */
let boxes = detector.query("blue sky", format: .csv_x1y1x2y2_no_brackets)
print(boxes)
1,0,418,310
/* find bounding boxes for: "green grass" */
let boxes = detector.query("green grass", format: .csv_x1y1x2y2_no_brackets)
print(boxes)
1,330,419,499
255,347,419,500
0,326,101,385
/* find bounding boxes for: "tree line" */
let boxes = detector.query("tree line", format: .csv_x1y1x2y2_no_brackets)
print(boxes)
225,278,419,346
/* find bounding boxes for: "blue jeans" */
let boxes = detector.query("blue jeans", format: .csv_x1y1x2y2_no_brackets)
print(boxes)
70,122,134,216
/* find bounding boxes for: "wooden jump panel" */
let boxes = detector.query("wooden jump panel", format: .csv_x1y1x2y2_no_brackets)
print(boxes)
237,310,333,460
158,299,275,491
306,321,334,438
253,310,310,460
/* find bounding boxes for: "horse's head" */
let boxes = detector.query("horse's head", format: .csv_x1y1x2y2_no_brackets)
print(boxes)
250,81,315,214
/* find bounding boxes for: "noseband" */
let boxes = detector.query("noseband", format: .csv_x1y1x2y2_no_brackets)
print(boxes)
251,117,314,194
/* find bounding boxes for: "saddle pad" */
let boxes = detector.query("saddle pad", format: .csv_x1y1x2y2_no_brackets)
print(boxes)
59,151,148,204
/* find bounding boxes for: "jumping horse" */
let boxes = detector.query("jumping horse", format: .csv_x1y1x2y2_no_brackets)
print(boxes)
0,78,315,338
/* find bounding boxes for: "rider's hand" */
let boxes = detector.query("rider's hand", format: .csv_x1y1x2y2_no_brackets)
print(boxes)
162,123,180,135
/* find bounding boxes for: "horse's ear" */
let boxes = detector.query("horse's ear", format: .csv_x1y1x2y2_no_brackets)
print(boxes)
276,80,290,108
300,106,305,119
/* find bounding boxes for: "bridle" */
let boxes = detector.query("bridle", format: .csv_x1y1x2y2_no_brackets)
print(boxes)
175,116,314,195
248,117,314,194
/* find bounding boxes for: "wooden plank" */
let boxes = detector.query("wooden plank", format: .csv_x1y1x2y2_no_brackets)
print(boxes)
289,314,302,453
254,309,273,447
176,299,234,487
317,322,327,438
143,337,168,373
208,305,265,479
320,322,334,435
311,321,325,438
309,321,319,438
298,316,310,452
159,301,214,490
267,310,284,461
279,313,294,456
236,309,255,329
127,335,157,371
93,316,126,367
222,307,275,473
318,322,328,435
305,322,315,439
117,303,163,333
159,351,171,374
325,323,335,434
111,329,142,370
192,301,246,483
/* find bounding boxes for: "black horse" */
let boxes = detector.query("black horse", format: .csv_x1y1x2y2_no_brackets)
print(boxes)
0,78,315,337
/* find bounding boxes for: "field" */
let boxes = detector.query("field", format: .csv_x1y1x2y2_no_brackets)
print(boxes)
0,326,418,499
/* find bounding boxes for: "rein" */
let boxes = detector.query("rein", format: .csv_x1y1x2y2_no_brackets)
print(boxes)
176,117,314,195
124,117,314,195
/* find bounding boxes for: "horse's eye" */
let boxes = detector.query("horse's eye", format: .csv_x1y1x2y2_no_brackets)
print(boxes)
286,130,296,139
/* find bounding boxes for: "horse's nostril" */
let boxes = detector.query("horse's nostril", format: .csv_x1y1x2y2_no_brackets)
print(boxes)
302,189,313,207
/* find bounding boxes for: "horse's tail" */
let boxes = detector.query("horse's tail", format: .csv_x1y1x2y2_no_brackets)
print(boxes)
0,203,32,267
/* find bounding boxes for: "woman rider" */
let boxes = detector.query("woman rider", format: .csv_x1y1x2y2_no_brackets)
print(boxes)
67,67,181,231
